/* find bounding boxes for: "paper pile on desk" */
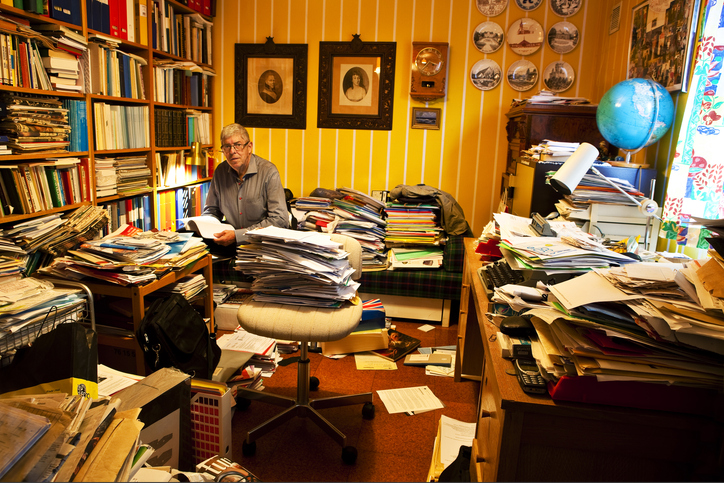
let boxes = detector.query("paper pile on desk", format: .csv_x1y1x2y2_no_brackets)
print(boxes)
235,226,360,308
523,258,724,391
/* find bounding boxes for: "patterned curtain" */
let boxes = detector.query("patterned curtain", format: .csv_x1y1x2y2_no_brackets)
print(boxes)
661,0,724,248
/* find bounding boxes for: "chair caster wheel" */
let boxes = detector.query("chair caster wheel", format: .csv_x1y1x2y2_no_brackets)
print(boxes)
310,376,320,391
242,440,256,457
341,445,357,464
362,402,375,419
237,398,251,411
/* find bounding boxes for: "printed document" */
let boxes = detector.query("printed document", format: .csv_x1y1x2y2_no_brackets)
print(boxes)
376,386,445,414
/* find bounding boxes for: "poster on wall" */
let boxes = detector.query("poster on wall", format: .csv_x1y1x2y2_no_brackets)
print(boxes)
627,0,702,93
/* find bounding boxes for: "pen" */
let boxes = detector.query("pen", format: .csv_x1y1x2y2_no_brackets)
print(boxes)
99,243,140,250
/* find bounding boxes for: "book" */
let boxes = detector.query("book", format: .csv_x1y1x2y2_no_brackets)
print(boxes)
370,329,421,362
403,352,452,367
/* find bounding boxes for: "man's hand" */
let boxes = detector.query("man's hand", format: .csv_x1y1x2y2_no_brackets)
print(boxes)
213,230,237,246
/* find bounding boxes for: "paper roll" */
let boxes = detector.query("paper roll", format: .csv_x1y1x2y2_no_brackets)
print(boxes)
549,142,599,195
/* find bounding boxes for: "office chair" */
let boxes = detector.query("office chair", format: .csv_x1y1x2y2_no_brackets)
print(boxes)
236,234,375,464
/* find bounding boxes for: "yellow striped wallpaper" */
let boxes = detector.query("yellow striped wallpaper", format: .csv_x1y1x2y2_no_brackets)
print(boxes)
211,0,688,235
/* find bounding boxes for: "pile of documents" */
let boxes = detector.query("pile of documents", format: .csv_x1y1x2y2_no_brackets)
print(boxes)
522,139,580,162
557,172,647,208
94,157,118,197
384,202,444,246
157,273,207,300
235,226,361,308
524,260,724,391
41,223,208,286
217,325,280,378
113,156,152,195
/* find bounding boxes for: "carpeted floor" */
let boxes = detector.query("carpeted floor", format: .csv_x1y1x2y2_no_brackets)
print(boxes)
230,319,480,482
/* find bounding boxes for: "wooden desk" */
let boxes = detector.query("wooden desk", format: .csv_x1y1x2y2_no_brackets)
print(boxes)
457,238,724,481
82,254,215,375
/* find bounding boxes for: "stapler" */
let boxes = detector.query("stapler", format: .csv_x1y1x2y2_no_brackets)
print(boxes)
529,212,557,237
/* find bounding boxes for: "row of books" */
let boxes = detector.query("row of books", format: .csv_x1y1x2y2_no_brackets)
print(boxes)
86,0,149,44
0,158,91,216
100,193,153,235
153,65,212,107
88,42,147,99
156,181,210,232
154,107,203,147
152,1,213,65
155,149,212,188
186,109,211,144
92,102,150,150
62,99,89,152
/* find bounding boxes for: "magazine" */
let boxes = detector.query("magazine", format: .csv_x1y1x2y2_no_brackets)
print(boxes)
370,329,421,362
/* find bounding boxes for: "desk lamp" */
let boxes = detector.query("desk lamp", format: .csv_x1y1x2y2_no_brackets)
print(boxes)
186,141,205,166
549,142,661,220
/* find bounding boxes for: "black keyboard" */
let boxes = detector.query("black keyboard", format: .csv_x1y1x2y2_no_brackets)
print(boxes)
478,259,525,299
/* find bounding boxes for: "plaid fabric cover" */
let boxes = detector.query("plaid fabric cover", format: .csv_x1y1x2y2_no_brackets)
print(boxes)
360,235,466,301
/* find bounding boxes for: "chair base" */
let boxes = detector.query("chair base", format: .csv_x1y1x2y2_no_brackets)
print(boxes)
237,343,373,449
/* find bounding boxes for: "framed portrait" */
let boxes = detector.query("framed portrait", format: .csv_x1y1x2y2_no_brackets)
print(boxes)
627,0,702,93
235,40,308,129
411,107,441,130
317,36,397,130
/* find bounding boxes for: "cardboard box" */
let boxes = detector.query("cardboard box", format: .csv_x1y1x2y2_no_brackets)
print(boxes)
114,367,194,471
320,328,388,356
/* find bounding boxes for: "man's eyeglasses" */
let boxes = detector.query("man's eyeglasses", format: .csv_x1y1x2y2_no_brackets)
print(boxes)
221,141,250,153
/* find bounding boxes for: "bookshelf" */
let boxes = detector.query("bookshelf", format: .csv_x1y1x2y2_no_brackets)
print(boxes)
0,0,215,240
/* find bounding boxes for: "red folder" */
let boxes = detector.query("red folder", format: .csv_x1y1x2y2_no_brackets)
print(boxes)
108,0,121,38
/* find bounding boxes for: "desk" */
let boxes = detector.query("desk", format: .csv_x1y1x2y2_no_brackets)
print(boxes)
456,238,723,481
82,254,215,375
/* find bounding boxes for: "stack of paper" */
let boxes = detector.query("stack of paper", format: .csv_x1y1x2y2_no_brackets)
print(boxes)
157,273,207,300
384,202,444,246
114,156,152,195
333,187,387,268
235,226,361,308
94,157,118,197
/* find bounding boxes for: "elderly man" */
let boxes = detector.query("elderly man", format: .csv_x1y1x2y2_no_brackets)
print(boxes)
202,123,289,247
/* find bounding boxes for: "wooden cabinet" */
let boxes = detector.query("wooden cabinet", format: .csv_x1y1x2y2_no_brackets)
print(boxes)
458,239,724,482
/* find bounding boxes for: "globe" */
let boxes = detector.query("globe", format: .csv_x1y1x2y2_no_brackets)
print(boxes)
596,78,674,152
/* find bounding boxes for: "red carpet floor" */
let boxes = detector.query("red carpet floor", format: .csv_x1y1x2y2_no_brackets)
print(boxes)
230,320,480,482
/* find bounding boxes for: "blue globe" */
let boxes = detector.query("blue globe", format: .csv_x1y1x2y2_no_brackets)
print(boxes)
596,78,674,151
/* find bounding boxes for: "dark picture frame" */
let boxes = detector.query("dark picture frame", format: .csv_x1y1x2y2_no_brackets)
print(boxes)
411,107,441,130
627,0,701,93
317,35,396,130
235,38,308,129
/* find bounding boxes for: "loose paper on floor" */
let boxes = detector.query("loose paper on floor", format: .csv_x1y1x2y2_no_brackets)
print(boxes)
354,353,397,370
439,415,476,468
376,386,445,414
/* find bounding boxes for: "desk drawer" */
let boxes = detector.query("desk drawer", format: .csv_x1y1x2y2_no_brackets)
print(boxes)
477,360,502,481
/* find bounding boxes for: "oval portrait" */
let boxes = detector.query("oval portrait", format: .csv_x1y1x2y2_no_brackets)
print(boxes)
470,59,502,91
258,70,282,104
550,0,582,17
473,21,504,54
542,61,575,92
506,59,538,92
514,0,542,11
506,18,543,56
342,66,370,103
547,21,579,54
476,0,508,17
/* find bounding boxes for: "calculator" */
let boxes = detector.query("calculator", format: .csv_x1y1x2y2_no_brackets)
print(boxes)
514,358,547,395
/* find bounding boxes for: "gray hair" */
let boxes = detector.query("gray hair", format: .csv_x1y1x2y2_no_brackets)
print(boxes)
220,123,249,144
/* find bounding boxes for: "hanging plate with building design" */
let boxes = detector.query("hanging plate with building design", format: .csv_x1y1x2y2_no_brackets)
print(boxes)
550,0,583,17
476,0,509,17
547,21,579,54
473,21,504,54
506,18,543,56
515,0,543,11
506,59,538,92
470,59,502,91
542,61,575,92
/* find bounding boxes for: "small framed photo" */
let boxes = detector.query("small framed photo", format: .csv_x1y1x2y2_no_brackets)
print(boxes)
410,107,441,130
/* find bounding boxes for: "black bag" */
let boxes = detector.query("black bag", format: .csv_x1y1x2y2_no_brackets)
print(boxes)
136,293,221,379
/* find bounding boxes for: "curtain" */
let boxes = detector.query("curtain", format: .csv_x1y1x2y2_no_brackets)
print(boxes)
661,0,724,248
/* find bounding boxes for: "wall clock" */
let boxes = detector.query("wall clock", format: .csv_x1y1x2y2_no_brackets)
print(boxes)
410,42,449,102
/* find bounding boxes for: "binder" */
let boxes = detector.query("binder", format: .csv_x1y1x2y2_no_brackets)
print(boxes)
108,0,120,37
49,0,75,25
137,0,148,46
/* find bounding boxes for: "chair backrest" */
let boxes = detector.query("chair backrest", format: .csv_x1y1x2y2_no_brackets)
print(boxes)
329,234,362,281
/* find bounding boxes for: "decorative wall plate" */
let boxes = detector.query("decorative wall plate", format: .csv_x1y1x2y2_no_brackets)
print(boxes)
542,61,575,92
475,0,508,17
473,21,504,54
514,0,542,11
547,21,579,54
506,18,543,56
470,59,502,91
550,0,582,17
506,59,538,92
